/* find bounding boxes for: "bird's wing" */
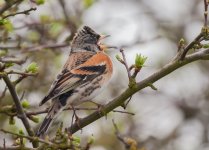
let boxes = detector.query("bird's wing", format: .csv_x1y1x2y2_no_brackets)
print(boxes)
39,52,107,106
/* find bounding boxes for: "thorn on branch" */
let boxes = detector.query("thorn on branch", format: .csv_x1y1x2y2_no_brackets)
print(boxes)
148,83,158,91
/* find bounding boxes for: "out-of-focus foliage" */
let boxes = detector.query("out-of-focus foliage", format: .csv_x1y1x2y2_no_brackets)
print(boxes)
0,0,209,150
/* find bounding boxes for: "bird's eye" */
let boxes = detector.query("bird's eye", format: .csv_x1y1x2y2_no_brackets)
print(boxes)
84,45,91,51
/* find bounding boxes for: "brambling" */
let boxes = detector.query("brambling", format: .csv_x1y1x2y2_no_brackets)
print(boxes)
36,26,113,137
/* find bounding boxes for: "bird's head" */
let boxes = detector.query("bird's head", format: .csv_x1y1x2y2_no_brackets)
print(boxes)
71,26,116,53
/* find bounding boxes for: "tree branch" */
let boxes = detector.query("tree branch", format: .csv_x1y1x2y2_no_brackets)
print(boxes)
0,74,38,148
0,0,23,15
2,7,37,19
68,48,209,134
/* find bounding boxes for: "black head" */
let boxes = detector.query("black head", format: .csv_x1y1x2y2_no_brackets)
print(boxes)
71,26,101,52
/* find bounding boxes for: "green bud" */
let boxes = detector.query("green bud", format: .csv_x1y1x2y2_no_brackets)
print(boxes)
115,54,123,62
135,54,147,68
19,129,25,135
30,116,39,123
9,117,15,125
0,19,9,25
203,44,209,48
179,38,185,46
83,0,95,8
26,62,39,73
5,62,14,68
21,100,30,108
73,136,81,143
0,50,8,57
36,0,45,5
88,135,95,145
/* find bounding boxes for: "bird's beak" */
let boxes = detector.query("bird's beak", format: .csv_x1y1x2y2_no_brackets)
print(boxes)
98,34,117,51
100,34,111,40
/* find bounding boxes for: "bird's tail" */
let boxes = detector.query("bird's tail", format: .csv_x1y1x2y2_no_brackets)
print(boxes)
36,100,62,137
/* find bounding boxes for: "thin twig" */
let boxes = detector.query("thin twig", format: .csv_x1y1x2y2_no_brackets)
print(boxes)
0,43,69,52
0,129,51,145
0,57,27,65
7,70,38,76
3,138,6,149
204,0,208,27
0,74,38,148
2,7,37,19
112,120,129,148
59,0,77,40
0,87,7,100
180,32,203,60
0,0,23,15
120,49,131,79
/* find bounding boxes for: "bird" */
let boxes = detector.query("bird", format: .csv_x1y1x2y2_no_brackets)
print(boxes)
36,26,114,137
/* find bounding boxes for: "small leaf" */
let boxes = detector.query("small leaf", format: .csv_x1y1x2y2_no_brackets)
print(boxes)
135,54,147,68
26,62,39,73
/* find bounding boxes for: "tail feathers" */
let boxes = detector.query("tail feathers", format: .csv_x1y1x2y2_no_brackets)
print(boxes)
36,101,62,137
36,116,53,137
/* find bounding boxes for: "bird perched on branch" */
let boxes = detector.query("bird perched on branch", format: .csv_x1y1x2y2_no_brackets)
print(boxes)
36,26,114,137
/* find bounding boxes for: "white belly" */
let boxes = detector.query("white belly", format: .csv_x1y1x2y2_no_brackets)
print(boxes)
66,75,109,106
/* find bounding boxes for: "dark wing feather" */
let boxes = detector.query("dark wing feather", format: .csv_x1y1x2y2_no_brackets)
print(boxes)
39,52,95,106
39,64,106,106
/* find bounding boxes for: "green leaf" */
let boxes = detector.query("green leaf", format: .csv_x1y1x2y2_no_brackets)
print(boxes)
135,54,147,68
26,62,39,73
83,0,95,8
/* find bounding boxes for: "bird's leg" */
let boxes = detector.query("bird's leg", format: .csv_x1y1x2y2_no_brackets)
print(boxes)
71,105,82,131
88,101,106,117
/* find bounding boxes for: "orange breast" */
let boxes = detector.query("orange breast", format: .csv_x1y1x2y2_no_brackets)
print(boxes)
78,52,113,74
